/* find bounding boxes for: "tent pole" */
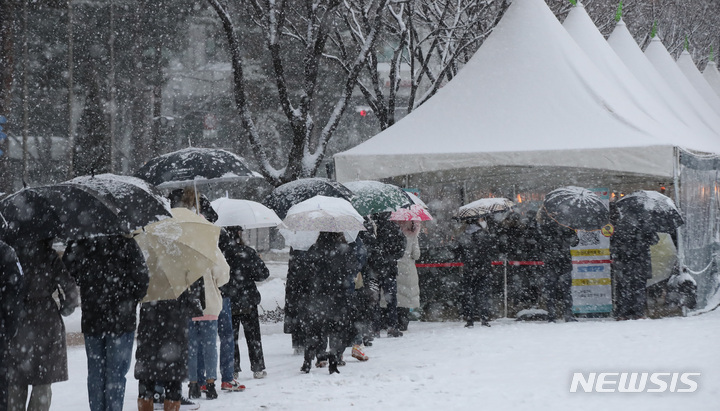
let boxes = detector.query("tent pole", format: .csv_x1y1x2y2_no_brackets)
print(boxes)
673,147,684,266
504,258,508,318
194,180,200,215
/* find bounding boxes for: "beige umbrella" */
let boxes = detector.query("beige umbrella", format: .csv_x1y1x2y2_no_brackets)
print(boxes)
135,207,229,302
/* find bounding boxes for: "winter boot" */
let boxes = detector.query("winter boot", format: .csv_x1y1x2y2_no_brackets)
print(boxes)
300,360,311,373
163,400,180,411
328,355,340,375
387,328,403,337
138,398,154,411
253,370,267,379
205,382,218,400
187,382,200,399
464,320,474,328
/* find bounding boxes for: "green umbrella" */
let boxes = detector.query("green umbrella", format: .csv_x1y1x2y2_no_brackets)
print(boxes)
344,180,412,216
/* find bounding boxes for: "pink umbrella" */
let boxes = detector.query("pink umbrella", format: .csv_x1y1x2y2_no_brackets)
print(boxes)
390,204,433,221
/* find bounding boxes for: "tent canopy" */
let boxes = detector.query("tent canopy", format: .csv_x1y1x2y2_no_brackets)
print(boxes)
607,20,720,141
334,0,720,186
703,61,720,98
677,51,720,115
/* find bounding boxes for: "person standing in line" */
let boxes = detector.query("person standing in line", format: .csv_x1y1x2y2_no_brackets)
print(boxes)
0,239,24,411
7,239,79,411
537,208,580,323
300,232,359,374
396,221,422,332
62,235,149,411
218,226,269,383
134,186,212,411
134,284,203,411
186,248,229,400
367,213,406,337
611,222,659,320
284,248,312,354
455,218,497,328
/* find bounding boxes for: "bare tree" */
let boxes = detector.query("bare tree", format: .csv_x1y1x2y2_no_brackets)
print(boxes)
208,0,389,187
328,0,511,131
0,0,16,193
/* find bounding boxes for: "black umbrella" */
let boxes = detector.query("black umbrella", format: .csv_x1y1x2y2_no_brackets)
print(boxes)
614,190,683,234
67,173,173,231
0,177,172,243
541,186,608,231
262,177,354,219
1,185,120,242
135,147,259,189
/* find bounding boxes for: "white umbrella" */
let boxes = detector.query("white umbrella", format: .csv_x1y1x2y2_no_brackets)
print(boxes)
405,191,428,209
279,195,365,250
211,197,282,229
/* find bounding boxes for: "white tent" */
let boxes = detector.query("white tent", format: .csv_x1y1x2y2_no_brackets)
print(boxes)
703,61,720,97
334,0,720,187
607,20,720,141
562,6,716,151
645,37,720,135
676,51,720,115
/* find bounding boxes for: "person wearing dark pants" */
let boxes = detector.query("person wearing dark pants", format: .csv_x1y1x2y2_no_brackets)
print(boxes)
460,270,494,326
456,218,499,327
0,240,24,411
299,232,357,374
537,209,580,323
366,214,406,337
543,270,574,322
611,224,659,320
232,306,267,376
218,227,270,380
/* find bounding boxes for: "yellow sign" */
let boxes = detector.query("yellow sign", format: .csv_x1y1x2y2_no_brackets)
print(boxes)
601,223,615,237
570,249,610,257
572,278,612,286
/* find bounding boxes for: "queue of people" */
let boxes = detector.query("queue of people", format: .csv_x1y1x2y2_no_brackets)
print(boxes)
0,182,688,411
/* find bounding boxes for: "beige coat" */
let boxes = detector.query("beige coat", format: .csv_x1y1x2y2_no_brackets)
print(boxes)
194,249,230,319
397,234,421,309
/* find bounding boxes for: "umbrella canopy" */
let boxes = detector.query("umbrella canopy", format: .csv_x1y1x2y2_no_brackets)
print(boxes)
279,196,365,250
210,197,282,229
262,177,354,219
0,182,152,242
614,190,684,234
134,207,229,302
541,186,609,231
456,198,514,220
280,196,365,232
135,147,260,189
67,173,172,232
390,204,434,221
406,192,428,209
343,180,412,216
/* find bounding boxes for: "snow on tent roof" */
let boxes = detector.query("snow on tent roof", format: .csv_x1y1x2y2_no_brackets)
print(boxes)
334,0,688,184
607,20,720,141
677,51,720,115
562,6,719,154
703,61,720,98
645,37,720,136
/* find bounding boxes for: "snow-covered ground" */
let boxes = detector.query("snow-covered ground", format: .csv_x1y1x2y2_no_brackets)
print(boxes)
54,261,720,411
